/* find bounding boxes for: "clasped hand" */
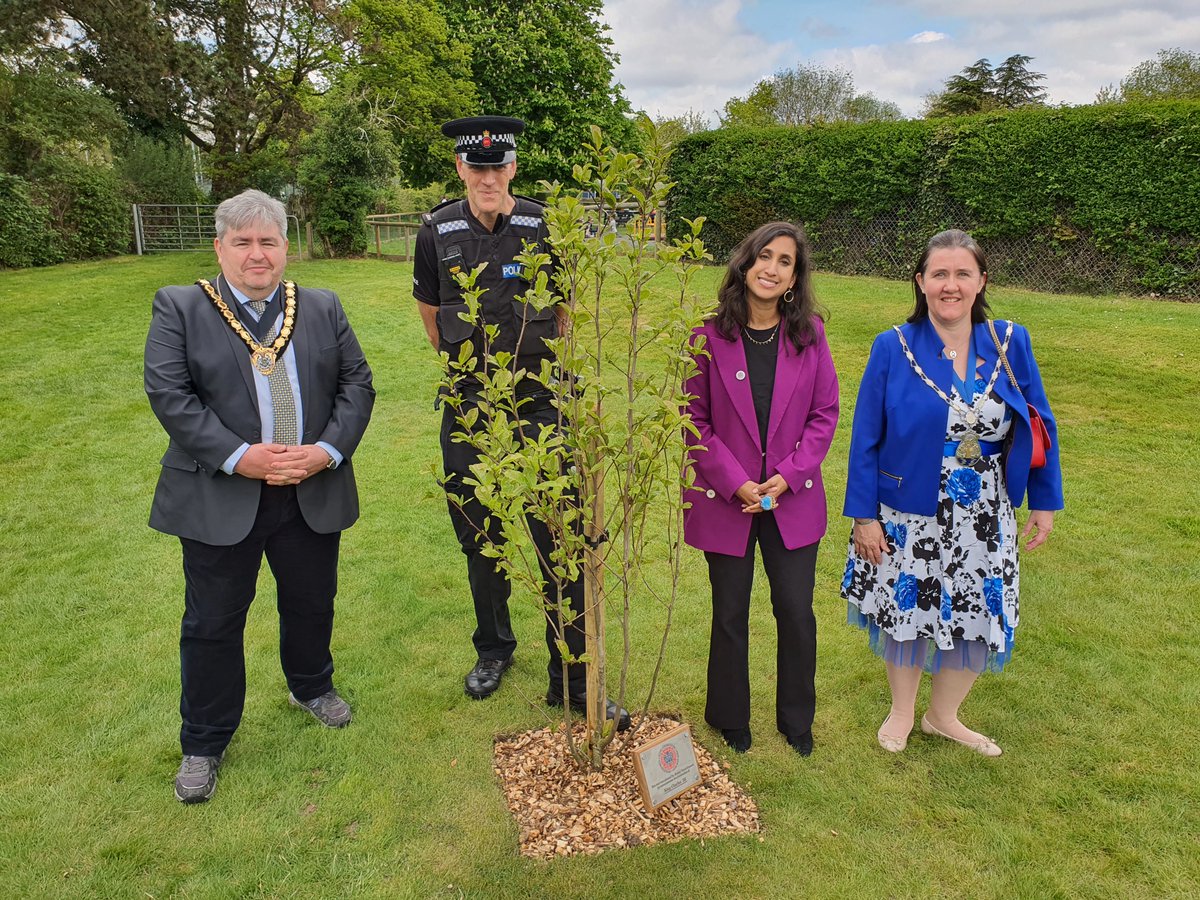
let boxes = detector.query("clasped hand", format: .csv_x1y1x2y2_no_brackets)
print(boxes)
735,475,789,514
235,443,331,485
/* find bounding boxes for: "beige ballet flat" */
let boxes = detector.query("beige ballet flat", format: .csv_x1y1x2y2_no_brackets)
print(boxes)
876,714,909,753
921,714,1002,757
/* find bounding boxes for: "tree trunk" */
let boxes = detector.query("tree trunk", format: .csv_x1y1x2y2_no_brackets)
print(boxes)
583,439,607,770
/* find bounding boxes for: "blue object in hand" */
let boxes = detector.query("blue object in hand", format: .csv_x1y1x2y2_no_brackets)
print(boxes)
760,495,773,511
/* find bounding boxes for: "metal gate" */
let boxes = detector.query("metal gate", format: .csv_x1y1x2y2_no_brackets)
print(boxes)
132,204,301,257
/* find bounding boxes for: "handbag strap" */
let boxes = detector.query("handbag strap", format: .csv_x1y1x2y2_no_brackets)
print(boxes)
986,319,1024,400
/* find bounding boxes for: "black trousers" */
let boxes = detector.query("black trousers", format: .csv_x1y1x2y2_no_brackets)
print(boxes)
704,514,818,738
178,485,340,756
440,395,586,696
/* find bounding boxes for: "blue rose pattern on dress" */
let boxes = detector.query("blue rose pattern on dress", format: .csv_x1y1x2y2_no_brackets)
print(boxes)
983,577,1003,617
946,468,982,507
940,588,954,621
843,386,1018,658
894,573,918,611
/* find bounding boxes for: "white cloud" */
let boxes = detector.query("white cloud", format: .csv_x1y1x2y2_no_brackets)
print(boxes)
820,4,1200,115
603,0,792,122
603,0,1200,121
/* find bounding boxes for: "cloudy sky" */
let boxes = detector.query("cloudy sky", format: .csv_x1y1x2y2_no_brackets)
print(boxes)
601,0,1200,121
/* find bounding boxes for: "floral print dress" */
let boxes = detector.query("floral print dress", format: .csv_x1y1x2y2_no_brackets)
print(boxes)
842,374,1018,673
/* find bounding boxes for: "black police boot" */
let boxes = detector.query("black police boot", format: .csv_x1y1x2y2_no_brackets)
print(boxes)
786,730,814,757
465,656,512,699
545,688,631,732
720,727,752,753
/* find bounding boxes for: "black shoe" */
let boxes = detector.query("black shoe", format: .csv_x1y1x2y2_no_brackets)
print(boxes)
465,657,512,699
174,753,222,804
787,730,814,757
545,689,632,732
720,727,752,753
289,688,352,727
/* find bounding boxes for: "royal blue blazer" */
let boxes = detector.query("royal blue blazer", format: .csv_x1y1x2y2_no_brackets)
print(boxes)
843,318,1063,519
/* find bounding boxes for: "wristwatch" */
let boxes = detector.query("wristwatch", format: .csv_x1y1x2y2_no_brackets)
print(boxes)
324,453,336,470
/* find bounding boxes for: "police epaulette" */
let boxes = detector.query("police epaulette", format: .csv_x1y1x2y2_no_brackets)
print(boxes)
513,194,547,208
420,212,433,226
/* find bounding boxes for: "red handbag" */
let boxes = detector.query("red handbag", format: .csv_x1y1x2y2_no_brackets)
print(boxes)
988,320,1050,470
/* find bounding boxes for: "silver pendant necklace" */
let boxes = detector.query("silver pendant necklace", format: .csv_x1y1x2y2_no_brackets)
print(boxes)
743,322,780,345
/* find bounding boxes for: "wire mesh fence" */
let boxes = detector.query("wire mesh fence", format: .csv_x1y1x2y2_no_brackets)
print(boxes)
808,200,1200,300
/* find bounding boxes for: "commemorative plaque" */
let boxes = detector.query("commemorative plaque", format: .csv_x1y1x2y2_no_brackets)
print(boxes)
631,723,701,813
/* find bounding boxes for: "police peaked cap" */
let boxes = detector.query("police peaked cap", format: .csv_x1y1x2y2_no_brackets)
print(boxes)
442,115,524,165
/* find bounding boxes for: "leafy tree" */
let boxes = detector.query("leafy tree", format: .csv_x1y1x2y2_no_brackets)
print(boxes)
842,93,903,124
720,81,778,127
0,58,132,264
1098,48,1200,102
298,91,396,256
439,120,709,768
117,133,203,204
993,53,1047,107
925,58,996,117
343,0,476,186
2,0,335,196
773,64,857,125
437,0,637,186
653,109,711,148
926,55,1045,117
0,58,124,174
5,0,471,196
721,64,903,126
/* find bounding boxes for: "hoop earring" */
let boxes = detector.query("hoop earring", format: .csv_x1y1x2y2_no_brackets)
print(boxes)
782,289,795,304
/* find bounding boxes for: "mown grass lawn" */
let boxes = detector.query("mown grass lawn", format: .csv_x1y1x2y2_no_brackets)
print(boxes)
0,252,1197,899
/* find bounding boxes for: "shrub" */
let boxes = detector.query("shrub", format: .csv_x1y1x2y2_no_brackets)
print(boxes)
118,133,204,205
667,101,1200,296
0,174,63,268
35,158,131,259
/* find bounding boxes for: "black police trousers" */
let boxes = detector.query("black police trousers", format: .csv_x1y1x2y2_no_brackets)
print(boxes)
440,392,586,698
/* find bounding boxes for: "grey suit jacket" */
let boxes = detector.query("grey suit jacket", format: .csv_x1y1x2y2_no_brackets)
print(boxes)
145,280,375,545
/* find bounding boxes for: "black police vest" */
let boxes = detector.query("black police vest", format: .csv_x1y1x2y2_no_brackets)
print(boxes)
426,197,556,371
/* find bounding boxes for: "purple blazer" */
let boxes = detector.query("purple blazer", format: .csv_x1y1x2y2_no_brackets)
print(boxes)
684,317,840,556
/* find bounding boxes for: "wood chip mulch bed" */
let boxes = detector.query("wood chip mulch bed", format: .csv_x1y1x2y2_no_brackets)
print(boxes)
493,714,761,859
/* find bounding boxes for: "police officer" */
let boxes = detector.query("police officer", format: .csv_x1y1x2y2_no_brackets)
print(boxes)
414,115,628,729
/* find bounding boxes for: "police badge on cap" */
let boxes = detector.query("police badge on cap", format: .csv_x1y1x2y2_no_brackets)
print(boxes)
442,115,524,165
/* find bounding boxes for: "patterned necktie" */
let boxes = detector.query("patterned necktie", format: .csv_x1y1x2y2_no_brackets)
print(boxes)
248,299,299,445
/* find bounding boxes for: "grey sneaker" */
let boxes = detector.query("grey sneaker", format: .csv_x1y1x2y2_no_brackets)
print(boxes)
174,754,222,804
289,688,352,728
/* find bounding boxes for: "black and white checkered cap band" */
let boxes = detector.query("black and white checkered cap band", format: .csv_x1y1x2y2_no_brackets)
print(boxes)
455,132,516,149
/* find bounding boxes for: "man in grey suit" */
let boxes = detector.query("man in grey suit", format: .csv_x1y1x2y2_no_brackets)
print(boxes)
145,189,375,803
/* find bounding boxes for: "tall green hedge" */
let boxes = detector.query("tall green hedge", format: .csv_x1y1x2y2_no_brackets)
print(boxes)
666,102,1200,296
0,174,63,268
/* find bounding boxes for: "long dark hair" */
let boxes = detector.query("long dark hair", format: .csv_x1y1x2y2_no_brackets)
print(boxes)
714,221,823,351
908,229,991,324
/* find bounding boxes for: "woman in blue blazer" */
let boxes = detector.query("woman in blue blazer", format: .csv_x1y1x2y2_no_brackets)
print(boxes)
842,229,1063,756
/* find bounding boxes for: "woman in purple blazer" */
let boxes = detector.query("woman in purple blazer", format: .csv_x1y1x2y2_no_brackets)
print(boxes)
684,222,839,756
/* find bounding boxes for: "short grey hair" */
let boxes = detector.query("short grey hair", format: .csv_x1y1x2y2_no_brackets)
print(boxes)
214,189,288,240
